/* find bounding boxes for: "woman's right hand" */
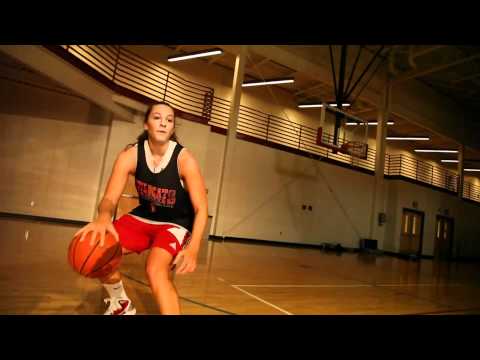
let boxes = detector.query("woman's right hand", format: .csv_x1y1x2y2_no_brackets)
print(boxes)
74,218,120,247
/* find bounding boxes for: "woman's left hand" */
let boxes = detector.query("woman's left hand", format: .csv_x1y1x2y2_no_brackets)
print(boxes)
172,248,198,275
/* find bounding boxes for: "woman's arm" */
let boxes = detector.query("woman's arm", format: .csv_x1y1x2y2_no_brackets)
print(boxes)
97,148,136,222
75,146,136,245
174,149,208,273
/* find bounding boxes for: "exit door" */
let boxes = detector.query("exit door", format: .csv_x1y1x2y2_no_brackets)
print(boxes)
400,209,424,256
434,216,454,261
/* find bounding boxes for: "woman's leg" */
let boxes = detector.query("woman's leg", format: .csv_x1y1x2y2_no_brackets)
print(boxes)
99,248,136,315
99,248,133,284
99,214,148,314
146,247,180,315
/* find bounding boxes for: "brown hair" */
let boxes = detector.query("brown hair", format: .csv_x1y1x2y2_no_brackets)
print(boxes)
126,102,179,150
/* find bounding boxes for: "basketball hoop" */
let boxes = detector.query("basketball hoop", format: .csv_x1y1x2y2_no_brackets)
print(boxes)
317,127,368,159
340,141,368,160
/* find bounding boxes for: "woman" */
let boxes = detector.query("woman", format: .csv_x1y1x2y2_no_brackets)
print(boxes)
74,102,208,315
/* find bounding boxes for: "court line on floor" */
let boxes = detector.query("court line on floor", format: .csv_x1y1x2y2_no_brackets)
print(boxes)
320,271,464,312
227,282,466,315
230,285,293,315
120,272,237,315
233,279,469,314
232,283,465,288
217,277,293,315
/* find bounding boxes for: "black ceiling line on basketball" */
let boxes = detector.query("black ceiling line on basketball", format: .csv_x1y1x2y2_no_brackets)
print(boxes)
350,50,389,106
328,45,338,104
329,45,349,146
337,45,348,102
344,45,363,99
328,46,387,146
344,46,385,100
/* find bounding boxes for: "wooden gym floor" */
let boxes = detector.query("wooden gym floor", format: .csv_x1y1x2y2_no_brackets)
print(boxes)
1,215,480,315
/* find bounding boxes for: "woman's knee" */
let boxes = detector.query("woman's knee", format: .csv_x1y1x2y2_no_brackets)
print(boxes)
146,247,175,285
146,262,171,284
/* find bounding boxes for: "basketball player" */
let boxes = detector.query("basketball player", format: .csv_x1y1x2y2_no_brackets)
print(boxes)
74,102,208,315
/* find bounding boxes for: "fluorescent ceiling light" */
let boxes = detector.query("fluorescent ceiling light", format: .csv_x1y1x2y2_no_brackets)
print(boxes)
346,121,395,126
414,149,458,154
242,78,294,87
464,168,480,172
328,103,351,107
441,160,459,163
299,102,350,108
168,48,223,62
386,136,430,141
298,104,323,108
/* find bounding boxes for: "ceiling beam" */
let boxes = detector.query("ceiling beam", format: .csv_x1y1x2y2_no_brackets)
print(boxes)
0,45,134,122
351,107,377,115
215,44,479,150
294,83,324,96
393,53,480,83
247,57,270,70
208,55,223,65
410,45,448,59
452,72,480,84
423,78,479,94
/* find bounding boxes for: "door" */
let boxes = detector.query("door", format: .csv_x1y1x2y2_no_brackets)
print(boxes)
400,209,424,256
434,216,454,261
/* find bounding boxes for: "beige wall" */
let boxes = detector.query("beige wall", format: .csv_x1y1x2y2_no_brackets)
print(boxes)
176,118,376,247
55,97,480,254
0,70,111,222
2,45,480,259
178,117,480,257
98,114,142,198
385,180,480,258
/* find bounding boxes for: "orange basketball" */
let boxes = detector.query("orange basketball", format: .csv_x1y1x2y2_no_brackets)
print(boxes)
68,232,122,278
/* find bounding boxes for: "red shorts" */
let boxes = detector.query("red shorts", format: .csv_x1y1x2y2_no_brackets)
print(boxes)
113,214,191,258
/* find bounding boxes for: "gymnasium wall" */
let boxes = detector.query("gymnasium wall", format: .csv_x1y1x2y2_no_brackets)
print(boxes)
2,46,480,259
385,179,480,258
97,101,376,248
0,63,110,222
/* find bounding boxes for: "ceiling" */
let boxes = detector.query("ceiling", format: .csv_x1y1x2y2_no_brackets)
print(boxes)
163,45,480,162
164,45,480,114
3,45,478,171
389,45,480,113
0,50,79,97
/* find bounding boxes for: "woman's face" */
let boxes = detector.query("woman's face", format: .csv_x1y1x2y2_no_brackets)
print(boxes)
144,104,175,144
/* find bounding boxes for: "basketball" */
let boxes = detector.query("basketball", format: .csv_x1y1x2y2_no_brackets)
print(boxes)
68,232,122,278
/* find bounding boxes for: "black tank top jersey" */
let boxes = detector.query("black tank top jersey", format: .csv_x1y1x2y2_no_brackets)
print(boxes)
129,141,195,232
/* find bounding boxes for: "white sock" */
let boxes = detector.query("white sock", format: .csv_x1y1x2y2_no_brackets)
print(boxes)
103,280,128,299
